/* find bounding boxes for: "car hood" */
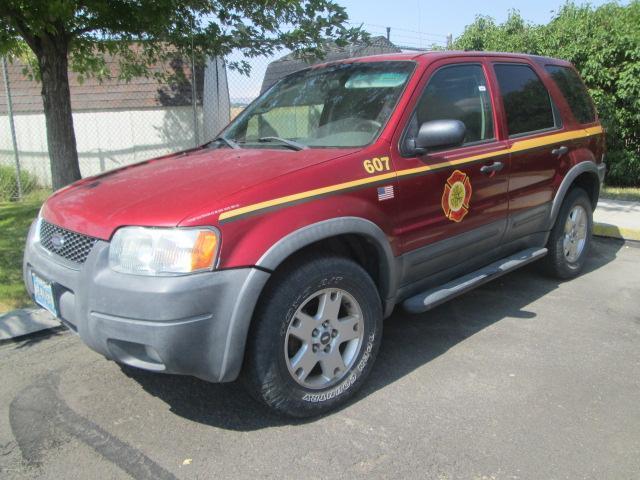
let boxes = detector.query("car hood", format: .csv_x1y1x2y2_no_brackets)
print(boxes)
42,146,356,240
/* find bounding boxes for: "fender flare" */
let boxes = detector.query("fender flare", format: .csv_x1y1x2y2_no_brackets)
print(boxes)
256,217,399,309
548,161,600,229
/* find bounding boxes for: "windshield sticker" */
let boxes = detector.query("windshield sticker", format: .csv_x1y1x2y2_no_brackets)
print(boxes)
345,72,409,89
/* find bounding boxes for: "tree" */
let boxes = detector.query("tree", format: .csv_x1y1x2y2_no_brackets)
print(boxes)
0,1,362,190
454,2,640,186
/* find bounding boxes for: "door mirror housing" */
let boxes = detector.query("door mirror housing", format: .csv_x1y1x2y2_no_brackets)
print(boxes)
410,120,466,155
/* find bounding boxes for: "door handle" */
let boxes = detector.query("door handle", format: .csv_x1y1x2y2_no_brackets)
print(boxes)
551,145,569,157
480,161,504,174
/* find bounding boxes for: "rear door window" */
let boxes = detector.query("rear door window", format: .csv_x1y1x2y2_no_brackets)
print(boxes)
494,64,557,136
544,65,596,124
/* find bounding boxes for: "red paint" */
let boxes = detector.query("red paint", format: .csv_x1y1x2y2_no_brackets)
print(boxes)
41,51,604,269
42,146,358,240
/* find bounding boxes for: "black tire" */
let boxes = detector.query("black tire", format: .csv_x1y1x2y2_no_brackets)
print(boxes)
543,187,593,279
243,255,383,418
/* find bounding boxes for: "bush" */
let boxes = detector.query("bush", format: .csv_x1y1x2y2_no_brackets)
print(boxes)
454,2,640,187
606,151,640,187
0,165,40,202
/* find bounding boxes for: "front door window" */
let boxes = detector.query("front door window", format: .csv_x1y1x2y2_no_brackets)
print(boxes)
403,64,494,153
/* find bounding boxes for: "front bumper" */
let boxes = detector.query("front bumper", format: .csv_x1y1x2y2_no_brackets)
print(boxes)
23,220,269,382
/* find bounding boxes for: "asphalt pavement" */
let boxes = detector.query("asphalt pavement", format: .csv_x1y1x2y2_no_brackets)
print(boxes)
1,237,639,479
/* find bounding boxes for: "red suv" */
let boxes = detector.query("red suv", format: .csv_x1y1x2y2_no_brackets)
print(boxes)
24,52,605,417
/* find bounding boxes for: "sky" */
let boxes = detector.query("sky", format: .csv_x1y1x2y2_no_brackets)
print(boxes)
342,0,616,44
226,0,617,102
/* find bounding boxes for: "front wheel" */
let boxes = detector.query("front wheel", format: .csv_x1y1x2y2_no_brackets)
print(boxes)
543,187,593,279
243,255,383,418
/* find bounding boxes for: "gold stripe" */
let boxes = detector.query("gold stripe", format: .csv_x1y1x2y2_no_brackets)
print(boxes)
396,149,503,179
219,127,603,222
219,171,396,220
583,125,604,136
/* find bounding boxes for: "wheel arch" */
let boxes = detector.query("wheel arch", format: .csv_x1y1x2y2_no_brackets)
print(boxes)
549,161,601,229
256,217,399,316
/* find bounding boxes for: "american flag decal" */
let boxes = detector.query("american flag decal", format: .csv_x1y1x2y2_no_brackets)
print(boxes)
377,185,394,201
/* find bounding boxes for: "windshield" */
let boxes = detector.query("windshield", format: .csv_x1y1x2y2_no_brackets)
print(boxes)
222,61,415,149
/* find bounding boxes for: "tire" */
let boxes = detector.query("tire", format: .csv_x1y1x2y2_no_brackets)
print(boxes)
543,187,593,279
243,254,383,418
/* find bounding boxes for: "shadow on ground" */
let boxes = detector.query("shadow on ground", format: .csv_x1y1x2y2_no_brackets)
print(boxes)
120,238,625,431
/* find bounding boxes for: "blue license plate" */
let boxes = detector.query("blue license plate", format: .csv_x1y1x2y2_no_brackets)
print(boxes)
31,272,57,317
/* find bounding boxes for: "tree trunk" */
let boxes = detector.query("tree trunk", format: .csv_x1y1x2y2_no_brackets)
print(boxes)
37,38,81,190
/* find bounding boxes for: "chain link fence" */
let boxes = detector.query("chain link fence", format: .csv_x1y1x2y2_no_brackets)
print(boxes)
0,52,272,202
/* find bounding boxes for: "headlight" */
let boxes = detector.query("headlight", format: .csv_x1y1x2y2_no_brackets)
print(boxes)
33,205,44,243
33,216,43,243
109,227,220,276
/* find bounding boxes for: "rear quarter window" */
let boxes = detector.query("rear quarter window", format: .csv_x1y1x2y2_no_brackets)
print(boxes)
544,65,596,124
494,64,557,137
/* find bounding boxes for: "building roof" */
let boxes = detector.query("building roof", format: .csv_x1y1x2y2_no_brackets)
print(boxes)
260,36,402,93
0,54,201,115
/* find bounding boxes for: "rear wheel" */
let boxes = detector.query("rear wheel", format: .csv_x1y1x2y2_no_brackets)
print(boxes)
243,255,383,418
543,187,593,279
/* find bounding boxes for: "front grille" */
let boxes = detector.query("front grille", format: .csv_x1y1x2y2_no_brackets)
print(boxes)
40,220,98,264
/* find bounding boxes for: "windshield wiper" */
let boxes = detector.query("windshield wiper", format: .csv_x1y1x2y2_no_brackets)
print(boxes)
258,136,308,151
205,136,240,149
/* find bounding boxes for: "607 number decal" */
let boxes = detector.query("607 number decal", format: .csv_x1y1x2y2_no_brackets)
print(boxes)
363,156,391,174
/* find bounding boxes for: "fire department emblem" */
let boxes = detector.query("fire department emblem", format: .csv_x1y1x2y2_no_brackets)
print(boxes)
441,170,472,222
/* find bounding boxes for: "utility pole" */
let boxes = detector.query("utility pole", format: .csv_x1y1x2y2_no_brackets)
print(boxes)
386,27,391,41
446,34,453,50
1,56,23,199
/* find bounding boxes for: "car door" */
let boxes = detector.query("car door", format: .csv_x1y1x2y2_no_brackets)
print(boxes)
491,61,566,248
390,59,510,291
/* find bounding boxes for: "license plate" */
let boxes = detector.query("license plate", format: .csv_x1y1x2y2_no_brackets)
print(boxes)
31,272,58,317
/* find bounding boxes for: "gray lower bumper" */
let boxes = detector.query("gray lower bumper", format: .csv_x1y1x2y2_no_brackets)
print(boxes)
23,221,270,382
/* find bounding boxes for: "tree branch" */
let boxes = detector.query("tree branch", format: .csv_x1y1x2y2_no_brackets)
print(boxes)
0,4,40,54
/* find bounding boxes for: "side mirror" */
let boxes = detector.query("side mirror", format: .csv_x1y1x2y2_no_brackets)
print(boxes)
411,120,466,155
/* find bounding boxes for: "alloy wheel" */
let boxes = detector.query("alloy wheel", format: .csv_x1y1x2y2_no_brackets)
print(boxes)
284,288,364,389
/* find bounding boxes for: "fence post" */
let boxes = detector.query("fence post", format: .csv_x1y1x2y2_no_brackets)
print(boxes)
1,55,23,200
191,59,199,146
190,16,200,147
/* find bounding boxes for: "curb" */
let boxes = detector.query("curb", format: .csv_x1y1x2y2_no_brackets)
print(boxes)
594,222,640,242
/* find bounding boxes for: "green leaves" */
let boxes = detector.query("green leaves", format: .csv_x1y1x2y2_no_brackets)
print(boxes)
454,1,640,186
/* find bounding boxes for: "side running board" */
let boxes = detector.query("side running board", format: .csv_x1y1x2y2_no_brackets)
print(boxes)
402,247,548,314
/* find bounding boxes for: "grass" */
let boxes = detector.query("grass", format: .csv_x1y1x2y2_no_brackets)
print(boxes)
601,186,640,202
0,191,48,312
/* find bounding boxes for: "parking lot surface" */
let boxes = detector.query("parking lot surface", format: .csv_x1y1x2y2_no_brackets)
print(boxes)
1,238,639,479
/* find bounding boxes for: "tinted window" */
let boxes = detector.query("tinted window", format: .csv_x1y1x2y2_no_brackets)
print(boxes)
494,64,556,136
545,65,596,124
404,64,494,151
